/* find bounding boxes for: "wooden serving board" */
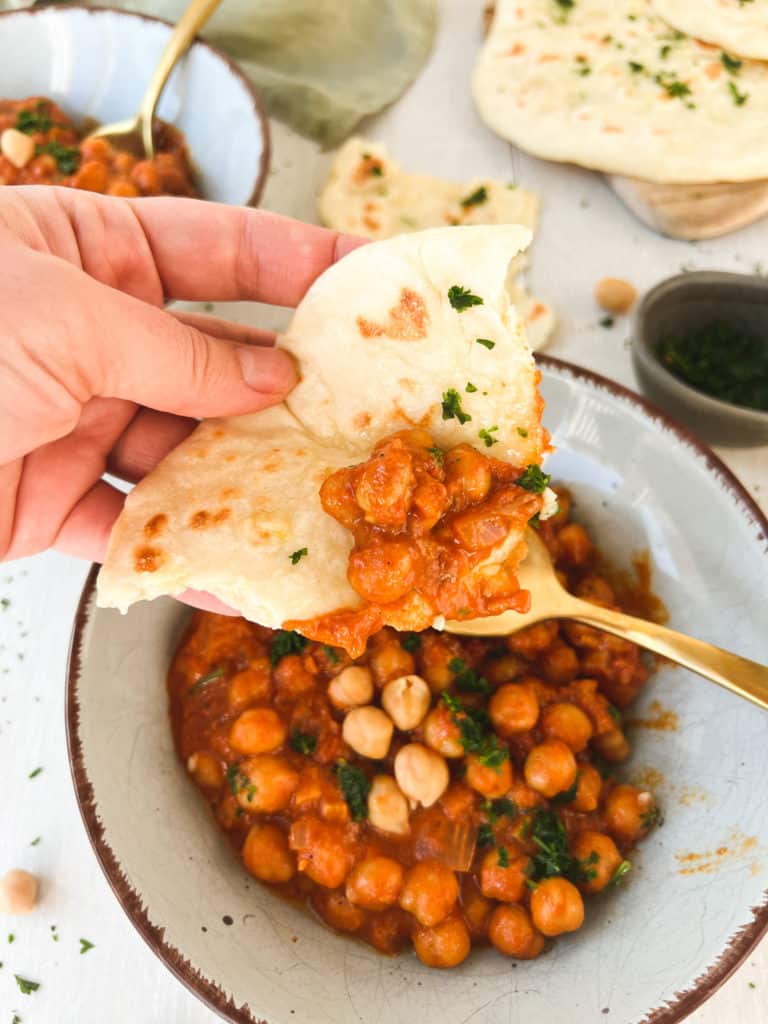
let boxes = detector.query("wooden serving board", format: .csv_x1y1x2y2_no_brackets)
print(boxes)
608,174,768,240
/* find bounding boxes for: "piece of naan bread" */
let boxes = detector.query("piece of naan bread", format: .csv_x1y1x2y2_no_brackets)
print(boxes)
651,0,768,62
97,226,547,628
319,138,555,350
474,0,768,184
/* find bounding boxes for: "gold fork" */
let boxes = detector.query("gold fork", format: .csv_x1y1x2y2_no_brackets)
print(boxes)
87,0,223,159
445,530,768,712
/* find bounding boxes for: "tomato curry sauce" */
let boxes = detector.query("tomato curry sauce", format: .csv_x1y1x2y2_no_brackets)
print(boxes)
0,97,198,197
168,489,660,969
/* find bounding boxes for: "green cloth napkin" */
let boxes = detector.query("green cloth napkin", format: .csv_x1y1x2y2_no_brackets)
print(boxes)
3,0,437,146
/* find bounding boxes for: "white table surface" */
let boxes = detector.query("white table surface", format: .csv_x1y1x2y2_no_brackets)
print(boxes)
1,1,766,1021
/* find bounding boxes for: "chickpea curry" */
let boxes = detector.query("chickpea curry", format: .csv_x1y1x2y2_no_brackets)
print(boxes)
286,427,549,657
169,489,660,969
0,97,198,197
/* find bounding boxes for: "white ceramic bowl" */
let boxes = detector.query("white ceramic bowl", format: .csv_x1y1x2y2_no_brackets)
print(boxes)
67,358,768,1024
0,5,269,205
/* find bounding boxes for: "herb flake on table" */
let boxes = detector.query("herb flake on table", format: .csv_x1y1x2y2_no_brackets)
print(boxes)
516,464,551,494
189,667,224,694
441,389,472,425
7,934,14,944
14,976,39,995
269,630,308,666
335,761,370,822
29,837,40,847
289,547,308,565
600,315,615,328
79,938,94,955
28,767,43,780
0,598,9,611
448,286,484,312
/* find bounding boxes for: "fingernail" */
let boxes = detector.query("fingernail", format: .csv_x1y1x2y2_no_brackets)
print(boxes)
237,345,297,394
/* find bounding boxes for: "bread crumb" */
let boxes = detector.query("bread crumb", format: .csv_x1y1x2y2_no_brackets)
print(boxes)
595,277,637,314
0,869,38,915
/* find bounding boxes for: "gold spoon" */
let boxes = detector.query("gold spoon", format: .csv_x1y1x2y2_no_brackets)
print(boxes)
87,0,223,159
446,530,768,712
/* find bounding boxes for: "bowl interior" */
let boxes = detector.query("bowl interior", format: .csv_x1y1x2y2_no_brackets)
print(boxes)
68,360,768,1024
0,6,268,205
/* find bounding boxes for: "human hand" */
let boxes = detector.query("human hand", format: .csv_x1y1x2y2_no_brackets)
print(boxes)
0,186,360,580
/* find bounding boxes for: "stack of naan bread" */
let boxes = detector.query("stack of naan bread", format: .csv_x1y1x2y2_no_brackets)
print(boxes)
473,0,768,237
318,138,556,350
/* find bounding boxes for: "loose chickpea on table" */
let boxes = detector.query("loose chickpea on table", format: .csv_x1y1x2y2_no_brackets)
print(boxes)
167,490,661,969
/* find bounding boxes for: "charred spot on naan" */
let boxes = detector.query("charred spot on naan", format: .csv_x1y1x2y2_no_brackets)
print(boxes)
133,545,165,573
189,508,231,529
356,288,429,341
353,152,386,184
143,513,168,539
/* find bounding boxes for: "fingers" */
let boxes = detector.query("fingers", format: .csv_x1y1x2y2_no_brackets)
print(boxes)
23,187,365,306
170,311,276,347
107,407,197,484
54,478,126,563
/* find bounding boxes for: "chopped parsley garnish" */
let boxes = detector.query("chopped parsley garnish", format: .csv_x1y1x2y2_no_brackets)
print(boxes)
721,52,742,74
478,426,499,448
289,547,308,565
441,388,472,425
641,806,664,830
441,692,508,770
460,185,488,208
16,101,52,135
465,381,478,393
628,61,644,73
475,337,495,350
289,730,317,755
529,808,597,883
189,667,224,694
659,44,671,59
728,80,749,106
449,657,491,695
28,767,43,780
447,285,484,312
225,764,256,802
269,630,308,666
400,632,422,653
481,797,517,823
608,704,622,723
497,846,510,868
477,823,495,848
323,645,341,665
79,938,95,955
654,72,691,101
516,464,551,494
552,771,580,804
35,140,79,174
14,975,39,995
609,860,632,887
335,760,370,822
516,427,528,438
427,446,444,465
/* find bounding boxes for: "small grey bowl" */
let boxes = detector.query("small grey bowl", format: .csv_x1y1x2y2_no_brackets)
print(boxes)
631,271,768,447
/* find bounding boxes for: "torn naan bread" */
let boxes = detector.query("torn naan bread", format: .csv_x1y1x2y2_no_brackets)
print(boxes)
97,226,548,642
651,0,768,62
473,0,768,184
318,137,555,350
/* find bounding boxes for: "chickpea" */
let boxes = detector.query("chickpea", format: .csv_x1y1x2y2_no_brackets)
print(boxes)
540,702,593,753
343,706,394,759
421,705,464,758
594,727,630,763
530,877,584,936
419,633,461,692
394,743,450,808
571,831,623,894
368,907,412,954
399,859,458,926
368,774,411,835
413,914,471,968
131,159,161,194
242,822,296,883
0,869,38,915
289,817,354,889
539,642,580,685
348,540,416,604
228,660,272,711
72,159,109,193
111,151,136,175
369,630,415,685
479,843,530,902
346,856,404,910
595,276,637,314
465,753,513,799
556,523,593,569
524,740,578,798
489,904,546,959
0,128,34,169
186,750,223,790
328,665,374,709
603,785,656,843
78,137,111,164
484,653,526,686
506,621,558,658
460,876,494,937
312,888,364,933
569,763,602,813
381,674,431,731
229,707,286,755
444,444,492,507
237,755,298,813
489,683,540,736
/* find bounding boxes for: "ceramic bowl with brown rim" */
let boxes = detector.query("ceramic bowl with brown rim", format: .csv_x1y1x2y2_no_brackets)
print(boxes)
0,5,270,206
67,358,768,1024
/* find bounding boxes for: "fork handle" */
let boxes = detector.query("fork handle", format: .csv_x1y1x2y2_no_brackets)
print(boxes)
138,0,224,154
567,598,768,712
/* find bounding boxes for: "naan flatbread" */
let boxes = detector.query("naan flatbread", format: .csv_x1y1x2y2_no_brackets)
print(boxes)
652,0,768,62
97,226,547,630
474,0,768,184
319,137,555,350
